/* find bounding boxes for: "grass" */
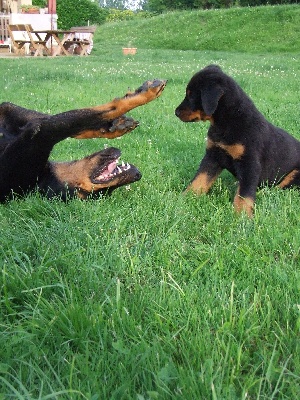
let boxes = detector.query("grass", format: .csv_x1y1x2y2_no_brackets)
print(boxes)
0,5,300,399
95,4,300,53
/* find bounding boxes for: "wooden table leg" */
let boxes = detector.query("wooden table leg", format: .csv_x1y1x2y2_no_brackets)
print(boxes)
51,33,72,56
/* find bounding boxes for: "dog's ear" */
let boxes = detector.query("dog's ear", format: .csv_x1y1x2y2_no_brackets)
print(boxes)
201,86,224,116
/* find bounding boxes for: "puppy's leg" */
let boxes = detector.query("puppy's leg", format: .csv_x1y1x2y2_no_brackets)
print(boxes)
233,165,260,217
277,169,300,189
186,153,223,194
233,186,255,217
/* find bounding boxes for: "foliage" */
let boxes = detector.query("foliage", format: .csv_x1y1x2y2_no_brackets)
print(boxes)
100,0,146,9
145,0,298,11
106,8,153,21
56,0,109,29
20,5,40,11
99,0,126,8
240,0,294,5
96,4,300,53
106,8,136,21
32,0,47,7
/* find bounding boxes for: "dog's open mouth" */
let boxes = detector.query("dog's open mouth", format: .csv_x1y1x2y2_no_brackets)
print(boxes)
92,158,132,183
90,148,141,185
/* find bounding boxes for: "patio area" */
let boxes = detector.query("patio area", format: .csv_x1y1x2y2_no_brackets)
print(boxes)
0,0,57,54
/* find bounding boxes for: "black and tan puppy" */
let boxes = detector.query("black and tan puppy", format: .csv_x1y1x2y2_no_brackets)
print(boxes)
0,79,166,202
175,64,299,217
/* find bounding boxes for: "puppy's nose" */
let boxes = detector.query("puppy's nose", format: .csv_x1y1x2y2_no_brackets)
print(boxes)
175,108,180,117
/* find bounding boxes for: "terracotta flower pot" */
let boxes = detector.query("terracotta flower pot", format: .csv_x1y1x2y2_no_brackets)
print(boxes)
21,8,40,14
122,47,137,55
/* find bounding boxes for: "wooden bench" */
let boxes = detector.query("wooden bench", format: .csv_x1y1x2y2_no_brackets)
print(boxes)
8,24,31,55
8,24,50,56
63,26,96,56
0,42,11,53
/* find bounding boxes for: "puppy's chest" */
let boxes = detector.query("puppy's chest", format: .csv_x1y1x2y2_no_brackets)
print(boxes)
206,137,245,160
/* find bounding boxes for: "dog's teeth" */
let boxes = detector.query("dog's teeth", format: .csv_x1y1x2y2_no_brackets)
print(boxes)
117,167,122,173
121,161,125,167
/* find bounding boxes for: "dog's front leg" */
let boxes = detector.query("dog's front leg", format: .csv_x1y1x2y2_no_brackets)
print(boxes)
35,79,167,142
186,152,223,194
233,186,256,217
89,79,167,120
233,163,260,217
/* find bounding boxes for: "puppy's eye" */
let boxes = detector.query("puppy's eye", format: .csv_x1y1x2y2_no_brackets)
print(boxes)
187,91,197,106
187,89,197,104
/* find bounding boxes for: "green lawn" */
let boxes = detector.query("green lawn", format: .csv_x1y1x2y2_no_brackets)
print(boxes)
0,5,300,399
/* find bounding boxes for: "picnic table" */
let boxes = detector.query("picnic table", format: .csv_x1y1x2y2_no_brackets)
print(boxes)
8,25,96,57
31,26,96,56
30,29,74,56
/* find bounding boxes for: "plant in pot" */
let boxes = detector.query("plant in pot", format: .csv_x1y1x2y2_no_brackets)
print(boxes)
122,40,137,55
20,5,40,14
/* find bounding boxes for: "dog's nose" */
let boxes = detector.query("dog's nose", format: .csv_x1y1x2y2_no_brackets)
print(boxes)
175,108,180,117
136,171,142,180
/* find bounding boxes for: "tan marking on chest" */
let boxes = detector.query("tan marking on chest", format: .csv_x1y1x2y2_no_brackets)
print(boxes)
207,139,245,159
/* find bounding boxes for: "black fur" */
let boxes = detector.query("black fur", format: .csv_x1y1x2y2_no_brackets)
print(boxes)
175,65,300,216
0,80,167,202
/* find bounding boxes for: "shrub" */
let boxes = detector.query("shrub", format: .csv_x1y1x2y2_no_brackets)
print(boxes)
32,0,47,7
106,9,154,22
106,8,135,22
56,0,109,29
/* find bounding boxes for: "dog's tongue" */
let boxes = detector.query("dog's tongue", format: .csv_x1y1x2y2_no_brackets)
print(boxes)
94,156,128,181
107,160,117,174
96,160,118,180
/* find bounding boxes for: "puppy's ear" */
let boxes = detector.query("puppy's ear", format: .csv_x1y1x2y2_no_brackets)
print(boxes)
201,86,224,116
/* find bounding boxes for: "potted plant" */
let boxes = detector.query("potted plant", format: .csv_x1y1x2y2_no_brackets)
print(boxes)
122,40,137,55
20,5,40,14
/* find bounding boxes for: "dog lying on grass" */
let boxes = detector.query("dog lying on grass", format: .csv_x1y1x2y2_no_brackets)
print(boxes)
0,79,166,202
175,64,299,217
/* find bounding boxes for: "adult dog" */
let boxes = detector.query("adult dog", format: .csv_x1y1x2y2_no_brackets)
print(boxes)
0,79,166,202
175,64,299,217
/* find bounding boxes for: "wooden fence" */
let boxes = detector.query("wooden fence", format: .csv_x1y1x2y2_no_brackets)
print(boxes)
0,15,10,41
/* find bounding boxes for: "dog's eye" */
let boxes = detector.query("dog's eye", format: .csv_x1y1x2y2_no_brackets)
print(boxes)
187,90,198,109
187,89,197,103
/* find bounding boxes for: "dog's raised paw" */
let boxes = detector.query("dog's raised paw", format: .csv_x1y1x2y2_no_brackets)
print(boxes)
137,79,167,96
109,115,139,133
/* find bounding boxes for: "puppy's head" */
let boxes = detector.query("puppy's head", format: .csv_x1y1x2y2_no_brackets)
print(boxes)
175,65,225,123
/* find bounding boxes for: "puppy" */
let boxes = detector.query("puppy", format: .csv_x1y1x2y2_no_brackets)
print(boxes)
175,64,299,217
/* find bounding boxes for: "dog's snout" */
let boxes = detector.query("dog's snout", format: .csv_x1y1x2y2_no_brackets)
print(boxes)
136,170,142,180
